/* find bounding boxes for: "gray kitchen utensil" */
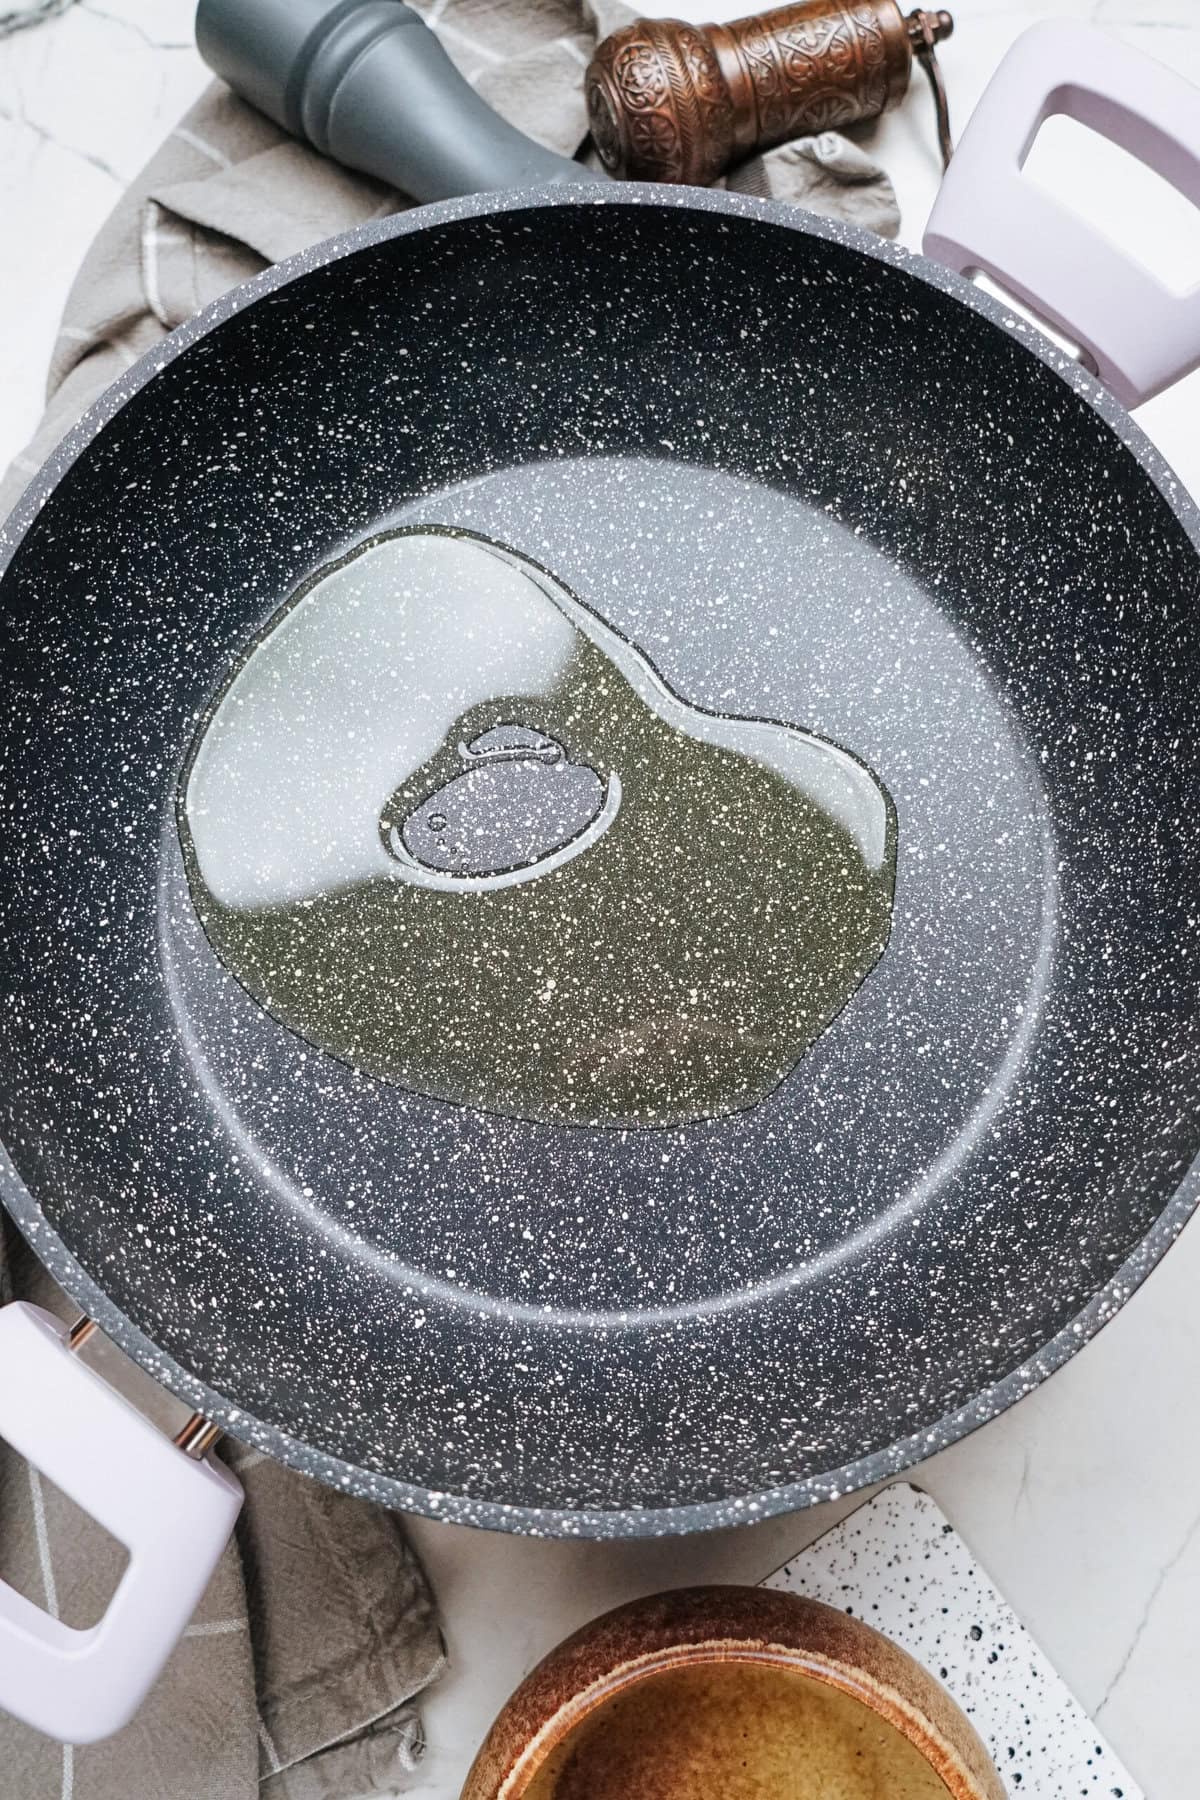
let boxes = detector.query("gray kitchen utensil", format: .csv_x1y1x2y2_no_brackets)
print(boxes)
195,0,599,201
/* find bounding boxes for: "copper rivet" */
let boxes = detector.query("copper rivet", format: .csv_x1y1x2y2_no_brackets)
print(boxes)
173,1412,223,1459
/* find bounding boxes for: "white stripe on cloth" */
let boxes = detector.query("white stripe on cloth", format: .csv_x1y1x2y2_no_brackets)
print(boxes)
54,321,142,369
27,1466,60,1620
436,17,502,61
184,1618,247,1638
257,1715,283,1774
554,32,591,67
26,1470,70,1799
141,201,170,329
172,126,232,169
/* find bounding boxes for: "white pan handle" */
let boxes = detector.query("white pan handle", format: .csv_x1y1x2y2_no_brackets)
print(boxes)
0,1302,242,1744
923,20,1200,409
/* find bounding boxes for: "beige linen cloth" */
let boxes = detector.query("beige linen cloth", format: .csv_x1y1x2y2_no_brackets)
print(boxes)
0,3,898,1796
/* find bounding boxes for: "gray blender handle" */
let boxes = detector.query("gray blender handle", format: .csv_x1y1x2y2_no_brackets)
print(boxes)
195,0,604,202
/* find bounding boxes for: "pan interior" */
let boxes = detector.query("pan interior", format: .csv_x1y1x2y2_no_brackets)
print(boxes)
1,198,1199,1523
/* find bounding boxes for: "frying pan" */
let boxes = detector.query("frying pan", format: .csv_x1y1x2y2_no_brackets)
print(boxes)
3,19,1200,1745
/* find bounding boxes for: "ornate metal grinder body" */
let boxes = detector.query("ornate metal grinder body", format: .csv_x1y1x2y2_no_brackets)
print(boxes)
586,0,954,186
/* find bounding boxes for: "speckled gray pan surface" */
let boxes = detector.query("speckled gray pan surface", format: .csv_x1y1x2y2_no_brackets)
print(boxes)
2,186,1199,1537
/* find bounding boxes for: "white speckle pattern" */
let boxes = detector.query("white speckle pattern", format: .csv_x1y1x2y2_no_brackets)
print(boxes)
1,186,1199,1538
769,1485,1141,1799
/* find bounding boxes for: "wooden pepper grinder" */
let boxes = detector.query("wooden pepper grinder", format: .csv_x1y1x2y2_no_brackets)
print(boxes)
586,0,953,187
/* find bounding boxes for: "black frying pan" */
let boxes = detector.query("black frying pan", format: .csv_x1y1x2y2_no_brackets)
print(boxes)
2,22,1200,1590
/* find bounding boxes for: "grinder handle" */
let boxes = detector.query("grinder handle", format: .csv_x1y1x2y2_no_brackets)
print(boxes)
924,19,1200,409
0,1303,242,1744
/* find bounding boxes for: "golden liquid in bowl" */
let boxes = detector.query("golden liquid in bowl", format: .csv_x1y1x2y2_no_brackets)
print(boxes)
524,1660,952,1800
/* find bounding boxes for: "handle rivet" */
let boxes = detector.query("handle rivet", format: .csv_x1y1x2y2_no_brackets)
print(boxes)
173,1413,223,1460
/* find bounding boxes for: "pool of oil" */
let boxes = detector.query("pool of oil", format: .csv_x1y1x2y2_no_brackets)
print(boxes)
179,528,895,1128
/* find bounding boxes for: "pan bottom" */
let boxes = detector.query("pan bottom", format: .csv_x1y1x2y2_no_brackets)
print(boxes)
161,453,1054,1326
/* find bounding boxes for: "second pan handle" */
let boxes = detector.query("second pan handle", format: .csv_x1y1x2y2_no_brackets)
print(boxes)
923,20,1200,409
0,1303,241,1744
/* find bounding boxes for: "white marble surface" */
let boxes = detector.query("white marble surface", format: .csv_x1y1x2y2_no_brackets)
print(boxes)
3,3,1200,1797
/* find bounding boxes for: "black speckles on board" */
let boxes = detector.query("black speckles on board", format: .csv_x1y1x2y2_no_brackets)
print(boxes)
768,1486,1142,1799
1,187,1199,1535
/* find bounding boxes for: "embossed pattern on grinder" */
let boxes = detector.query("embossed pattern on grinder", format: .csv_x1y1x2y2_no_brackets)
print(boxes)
586,0,954,186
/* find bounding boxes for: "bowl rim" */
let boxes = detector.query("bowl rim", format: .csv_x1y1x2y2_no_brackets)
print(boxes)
459,1584,1006,1800
492,1641,995,1800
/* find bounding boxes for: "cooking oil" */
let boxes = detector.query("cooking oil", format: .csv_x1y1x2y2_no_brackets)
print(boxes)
179,528,895,1127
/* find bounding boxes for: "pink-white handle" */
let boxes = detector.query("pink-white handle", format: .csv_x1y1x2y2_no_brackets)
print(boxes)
0,1302,242,1744
923,20,1200,409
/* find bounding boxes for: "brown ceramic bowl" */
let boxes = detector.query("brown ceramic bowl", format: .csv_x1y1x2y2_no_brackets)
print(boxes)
461,1585,1006,1800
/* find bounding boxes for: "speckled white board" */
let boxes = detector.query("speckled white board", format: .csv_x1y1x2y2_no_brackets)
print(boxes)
764,1485,1140,1800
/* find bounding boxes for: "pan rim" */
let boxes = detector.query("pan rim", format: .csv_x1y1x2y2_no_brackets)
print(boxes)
2,180,1198,1538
